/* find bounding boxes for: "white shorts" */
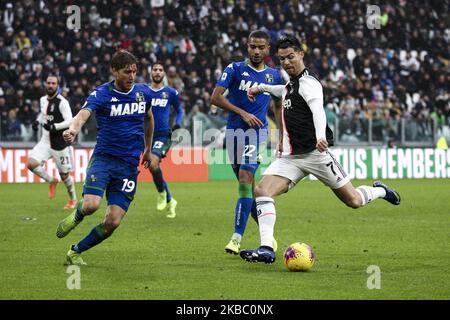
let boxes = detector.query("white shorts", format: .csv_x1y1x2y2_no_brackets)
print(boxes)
263,149,350,190
29,141,74,173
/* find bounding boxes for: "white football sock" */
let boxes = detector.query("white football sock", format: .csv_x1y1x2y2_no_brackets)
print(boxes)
356,185,386,206
255,196,276,248
63,176,77,200
231,233,242,243
32,166,54,183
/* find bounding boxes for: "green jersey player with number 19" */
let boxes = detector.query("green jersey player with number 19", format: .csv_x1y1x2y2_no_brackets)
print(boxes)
55,50,154,266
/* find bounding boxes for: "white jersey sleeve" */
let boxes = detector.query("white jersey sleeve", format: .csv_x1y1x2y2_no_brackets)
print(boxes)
54,96,73,130
298,76,326,140
257,84,285,98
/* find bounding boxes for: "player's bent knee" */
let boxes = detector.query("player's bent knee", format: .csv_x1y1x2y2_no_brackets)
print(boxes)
82,199,101,215
103,219,121,235
345,196,361,209
82,204,99,215
27,159,38,171
149,163,160,172
254,184,269,198
238,170,254,184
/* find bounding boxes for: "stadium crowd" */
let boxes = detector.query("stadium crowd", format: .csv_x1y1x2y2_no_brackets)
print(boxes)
0,0,449,144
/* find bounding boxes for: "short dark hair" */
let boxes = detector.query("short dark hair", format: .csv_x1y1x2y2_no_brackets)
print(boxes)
152,61,165,70
111,50,138,70
248,30,270,43
276,35,303,52
46,74,59,84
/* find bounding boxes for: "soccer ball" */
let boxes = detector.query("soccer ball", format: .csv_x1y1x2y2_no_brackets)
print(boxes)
283,242,315,272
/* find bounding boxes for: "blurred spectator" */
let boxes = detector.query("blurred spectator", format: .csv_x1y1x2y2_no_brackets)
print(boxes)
2,3,14,29
185,102,213,146
208,105,228,128
25,78,42,102
325,100,338,132
166,65,185,94
18,102,35,141
15,30,31,50
5,108,21,140
0,0,448,145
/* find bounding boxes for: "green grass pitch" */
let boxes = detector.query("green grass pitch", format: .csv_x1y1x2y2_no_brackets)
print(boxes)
0,179,449,299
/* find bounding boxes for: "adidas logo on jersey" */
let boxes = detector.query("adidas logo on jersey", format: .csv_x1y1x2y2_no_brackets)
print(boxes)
110,102,146,116
242,72,250,77
110,97,119,102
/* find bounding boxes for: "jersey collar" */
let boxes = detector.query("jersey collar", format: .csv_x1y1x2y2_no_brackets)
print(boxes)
245,59,267,72
149,85,165,92
291,67,309,81
110,80,135,95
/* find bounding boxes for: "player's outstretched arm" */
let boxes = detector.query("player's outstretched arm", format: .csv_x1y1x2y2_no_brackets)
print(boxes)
255,84,285,99
54,99,73,131
211,86,263,128
142,110,154,169
246,87,260,102
63,109,91,144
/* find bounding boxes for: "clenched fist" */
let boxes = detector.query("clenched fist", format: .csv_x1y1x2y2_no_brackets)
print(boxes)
247,86,261,102
63,129,77,144
316,138,328,153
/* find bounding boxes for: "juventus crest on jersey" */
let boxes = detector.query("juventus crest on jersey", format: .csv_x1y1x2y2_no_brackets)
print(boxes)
281,68,334,155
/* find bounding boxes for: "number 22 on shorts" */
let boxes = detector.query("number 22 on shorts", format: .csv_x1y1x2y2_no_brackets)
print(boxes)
243,145,256,157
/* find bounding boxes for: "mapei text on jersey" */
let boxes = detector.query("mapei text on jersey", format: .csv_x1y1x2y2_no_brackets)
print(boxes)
110,102,147,116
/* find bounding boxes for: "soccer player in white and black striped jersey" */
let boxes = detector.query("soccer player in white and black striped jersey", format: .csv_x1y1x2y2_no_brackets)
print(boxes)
241,36,401,264
27,75,77,209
